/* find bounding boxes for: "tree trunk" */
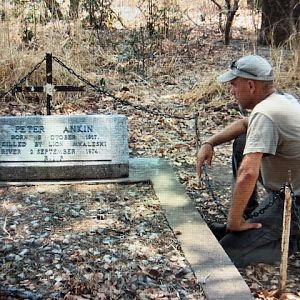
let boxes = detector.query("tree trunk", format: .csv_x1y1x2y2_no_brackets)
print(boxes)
69,0,80,20
259,0,295,46
44,0,63,20
147,0,155,37
224,0,239,45
292,0,300,31
1,0,6,21
247,0,261,10
210,0,224,32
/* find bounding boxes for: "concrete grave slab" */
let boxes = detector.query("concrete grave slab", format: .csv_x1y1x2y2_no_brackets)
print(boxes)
0,115,129,180
0,157,254,299
128,158,254,300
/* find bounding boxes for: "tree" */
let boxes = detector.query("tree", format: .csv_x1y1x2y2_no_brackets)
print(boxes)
224,0,239,45
44,0,63,20
1,0,5,21
292,1,300,31
69,0,80,20
209,0,240,45
246,0,261,10
259,0,296,46
210,0,224,32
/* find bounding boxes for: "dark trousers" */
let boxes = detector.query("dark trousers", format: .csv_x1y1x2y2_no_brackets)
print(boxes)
210,134,300,267
232,134,259,217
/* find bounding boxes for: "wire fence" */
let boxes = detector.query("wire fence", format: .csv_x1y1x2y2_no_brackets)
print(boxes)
0,57,46,99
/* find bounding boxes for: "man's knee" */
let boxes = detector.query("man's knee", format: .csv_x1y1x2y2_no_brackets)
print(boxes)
219,229,281,267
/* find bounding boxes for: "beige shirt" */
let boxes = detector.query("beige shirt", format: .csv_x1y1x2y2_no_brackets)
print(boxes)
244,92,300,195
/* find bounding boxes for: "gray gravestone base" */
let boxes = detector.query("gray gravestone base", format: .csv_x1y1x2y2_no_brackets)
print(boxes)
0,162,128,181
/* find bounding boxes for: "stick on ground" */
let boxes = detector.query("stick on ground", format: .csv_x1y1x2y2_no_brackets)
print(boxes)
278,184,293,296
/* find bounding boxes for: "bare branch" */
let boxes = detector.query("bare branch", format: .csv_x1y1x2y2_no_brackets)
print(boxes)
210,0,222,10
2,217,10,237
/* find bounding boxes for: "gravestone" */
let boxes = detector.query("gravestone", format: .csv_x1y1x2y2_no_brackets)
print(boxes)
0,114,129,181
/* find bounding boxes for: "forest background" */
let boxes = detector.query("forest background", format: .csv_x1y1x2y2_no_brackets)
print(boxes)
1,0,300,97
1,0,300,107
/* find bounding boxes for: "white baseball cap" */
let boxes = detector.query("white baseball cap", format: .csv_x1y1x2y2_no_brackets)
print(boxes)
217,55,274,82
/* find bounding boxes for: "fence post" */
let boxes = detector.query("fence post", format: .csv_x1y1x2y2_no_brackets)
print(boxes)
46,53,53,115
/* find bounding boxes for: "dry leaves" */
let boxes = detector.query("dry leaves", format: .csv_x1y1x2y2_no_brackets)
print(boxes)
0,183,204,299
241,264,300,300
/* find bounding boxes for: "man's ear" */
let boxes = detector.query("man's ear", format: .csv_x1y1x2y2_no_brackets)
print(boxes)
247,80,256,95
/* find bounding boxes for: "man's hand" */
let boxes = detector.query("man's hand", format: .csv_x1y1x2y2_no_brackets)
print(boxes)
227,217,262,232
196,143,214,177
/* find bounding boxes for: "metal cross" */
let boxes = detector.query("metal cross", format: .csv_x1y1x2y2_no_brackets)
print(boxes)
13,53,85,115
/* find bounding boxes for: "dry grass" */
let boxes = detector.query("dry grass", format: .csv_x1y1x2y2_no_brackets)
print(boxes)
267,36,300,98
180,73,228,105
0,1,300,109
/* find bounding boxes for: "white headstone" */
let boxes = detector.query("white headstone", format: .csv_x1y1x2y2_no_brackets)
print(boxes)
0,114,129,181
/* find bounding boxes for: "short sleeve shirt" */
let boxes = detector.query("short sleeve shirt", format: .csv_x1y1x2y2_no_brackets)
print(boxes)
244,93,300,195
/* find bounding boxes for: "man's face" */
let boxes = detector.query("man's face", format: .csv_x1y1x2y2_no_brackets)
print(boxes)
229,77,254,109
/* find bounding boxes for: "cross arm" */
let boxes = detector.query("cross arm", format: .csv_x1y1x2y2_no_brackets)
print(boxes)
11,85,85,93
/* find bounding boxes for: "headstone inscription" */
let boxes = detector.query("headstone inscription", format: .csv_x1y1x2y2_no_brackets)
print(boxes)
0,114,129,181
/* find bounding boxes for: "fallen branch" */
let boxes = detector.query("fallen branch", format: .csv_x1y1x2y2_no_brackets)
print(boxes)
2,217,10,237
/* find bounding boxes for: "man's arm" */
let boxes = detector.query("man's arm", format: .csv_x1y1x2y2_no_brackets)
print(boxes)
196,117,248,176
227,152,263,231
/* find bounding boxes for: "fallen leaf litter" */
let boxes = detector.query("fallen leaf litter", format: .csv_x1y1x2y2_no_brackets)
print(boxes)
0,183,205,299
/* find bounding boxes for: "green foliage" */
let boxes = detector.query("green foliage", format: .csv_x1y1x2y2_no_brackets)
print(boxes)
97,77,106,89
22,23,34,44
24,2,36,23
82,0,116,29
19,1,41,45
247,0,262,11
138,0,185,38
117,27,157,75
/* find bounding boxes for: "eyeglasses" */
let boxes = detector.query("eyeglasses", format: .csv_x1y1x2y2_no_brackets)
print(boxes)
230,61,258,77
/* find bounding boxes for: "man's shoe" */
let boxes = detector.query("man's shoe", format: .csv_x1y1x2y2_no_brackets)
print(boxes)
209,223,227,241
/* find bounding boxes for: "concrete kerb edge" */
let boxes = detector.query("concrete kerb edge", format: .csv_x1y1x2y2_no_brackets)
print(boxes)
0,157,253,300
